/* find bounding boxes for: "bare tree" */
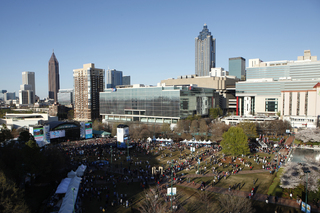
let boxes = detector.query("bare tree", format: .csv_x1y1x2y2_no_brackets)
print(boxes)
199,119,208,139
209,122,230,141
197,190,213,212
190,120,199,136
218,192,255,213
138,188,166,213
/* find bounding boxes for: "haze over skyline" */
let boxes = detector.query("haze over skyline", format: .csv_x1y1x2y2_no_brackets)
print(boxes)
1,0,319,99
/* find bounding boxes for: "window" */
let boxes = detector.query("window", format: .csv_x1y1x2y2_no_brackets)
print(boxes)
265,98,278,112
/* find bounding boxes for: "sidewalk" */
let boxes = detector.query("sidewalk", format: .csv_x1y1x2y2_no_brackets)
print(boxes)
181,168,269,178
176,181,320,212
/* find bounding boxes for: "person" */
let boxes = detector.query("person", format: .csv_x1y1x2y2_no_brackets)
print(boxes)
290,192,292,199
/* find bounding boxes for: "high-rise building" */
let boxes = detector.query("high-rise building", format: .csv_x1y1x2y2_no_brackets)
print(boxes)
4,92,16,101
122,76,131,85
229,57,246,80
73,63,105,121
19,84,34,105
57,89,74,106
106,69,123,88
195,24,216,76
22,71,36,96
48,51,60,101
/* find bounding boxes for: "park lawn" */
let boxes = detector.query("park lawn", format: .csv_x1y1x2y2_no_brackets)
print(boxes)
267,167,284,197
176,185,223,212
176,185,300,213
189,171,273,195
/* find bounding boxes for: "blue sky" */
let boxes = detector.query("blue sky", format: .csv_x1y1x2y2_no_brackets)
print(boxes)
1,0,319,99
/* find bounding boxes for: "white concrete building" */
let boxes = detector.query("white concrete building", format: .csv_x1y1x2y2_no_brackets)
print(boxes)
281,82,320,128
4,113,58,129
236,50,320,123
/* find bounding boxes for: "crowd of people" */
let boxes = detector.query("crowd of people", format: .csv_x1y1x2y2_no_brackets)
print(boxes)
49,135,291,212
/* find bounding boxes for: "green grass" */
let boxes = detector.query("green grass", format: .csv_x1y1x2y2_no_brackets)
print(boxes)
267,167,284,196
177,185,300,213
294,139,301,145
189,172,273,194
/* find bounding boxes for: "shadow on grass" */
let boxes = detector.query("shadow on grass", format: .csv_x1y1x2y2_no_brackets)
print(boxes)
252,199,300,213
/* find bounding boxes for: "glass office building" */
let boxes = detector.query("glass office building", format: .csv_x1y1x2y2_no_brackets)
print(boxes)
229,57,246,80
195,24,216,76
106,69,123,88
100,85,219,124
57,89,73,106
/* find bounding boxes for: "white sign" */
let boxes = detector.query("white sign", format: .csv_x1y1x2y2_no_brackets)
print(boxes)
167,187,176,196
117,127,129,143
190,147,195,152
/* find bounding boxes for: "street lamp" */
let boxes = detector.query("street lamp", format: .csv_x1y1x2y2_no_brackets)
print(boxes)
110,145,112,168
304,170,310,212
171,160,173,211
71,187,75,213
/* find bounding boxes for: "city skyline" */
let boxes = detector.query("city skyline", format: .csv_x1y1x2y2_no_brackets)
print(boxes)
1,0,320,99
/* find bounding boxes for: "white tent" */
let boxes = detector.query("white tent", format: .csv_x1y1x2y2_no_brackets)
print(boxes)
55,178,71,194
76,164,87,177
58,176,81,213
147,137,152,142
36,140,50,147
67,170,76,178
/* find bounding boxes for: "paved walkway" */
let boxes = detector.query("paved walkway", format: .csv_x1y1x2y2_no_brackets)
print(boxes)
176,181,320,212
182,168,269,178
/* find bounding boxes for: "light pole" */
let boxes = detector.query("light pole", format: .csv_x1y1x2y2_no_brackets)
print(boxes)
304,170,310,212
71,187,75,213
171,159,173,211
110,145,112,168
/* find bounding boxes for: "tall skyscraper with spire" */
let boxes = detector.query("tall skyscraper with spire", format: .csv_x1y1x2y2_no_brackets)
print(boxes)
48,51,60,101
195,24,216,76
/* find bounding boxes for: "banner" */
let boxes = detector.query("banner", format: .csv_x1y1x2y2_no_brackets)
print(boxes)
43,125,50,143
167,187,176,196
85,122,92,139
33,127,44,142
80,122,85,139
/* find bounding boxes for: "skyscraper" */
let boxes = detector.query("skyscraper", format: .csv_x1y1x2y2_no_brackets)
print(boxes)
19,84,34,105
22,72,36,95
57,89,74,106
106,69,123,88
229,57,246,80
22,71,35,102
48,51,60,101
122,76,131,85
195,24,216,76
73,63,105,121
